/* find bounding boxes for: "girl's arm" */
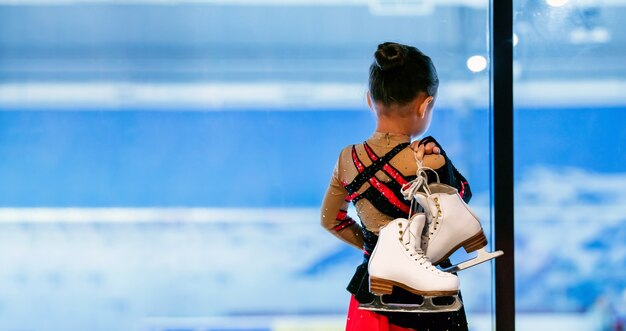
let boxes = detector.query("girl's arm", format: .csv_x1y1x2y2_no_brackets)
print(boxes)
320,156,365,250
444,158,472,203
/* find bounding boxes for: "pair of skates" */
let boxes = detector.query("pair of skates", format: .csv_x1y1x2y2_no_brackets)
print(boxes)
359,160,504,314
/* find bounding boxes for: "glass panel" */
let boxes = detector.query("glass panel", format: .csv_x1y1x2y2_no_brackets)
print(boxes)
514,1,626,330
0,1,495,330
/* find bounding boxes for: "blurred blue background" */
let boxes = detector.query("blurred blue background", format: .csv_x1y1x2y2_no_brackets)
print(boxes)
1,1,625,331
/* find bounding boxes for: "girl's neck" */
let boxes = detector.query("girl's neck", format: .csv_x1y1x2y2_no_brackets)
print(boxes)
375,117,412,137
369,131,410,147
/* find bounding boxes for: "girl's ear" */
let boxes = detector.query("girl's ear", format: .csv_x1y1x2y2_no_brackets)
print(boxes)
417,96,434,118
366,91,373,110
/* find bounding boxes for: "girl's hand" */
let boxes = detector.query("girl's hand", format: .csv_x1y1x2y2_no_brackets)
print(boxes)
410,139,441,161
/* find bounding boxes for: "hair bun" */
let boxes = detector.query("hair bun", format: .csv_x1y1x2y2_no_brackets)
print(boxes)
374,42,408,71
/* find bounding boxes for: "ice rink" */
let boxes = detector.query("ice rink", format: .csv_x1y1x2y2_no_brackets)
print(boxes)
1,108,625,330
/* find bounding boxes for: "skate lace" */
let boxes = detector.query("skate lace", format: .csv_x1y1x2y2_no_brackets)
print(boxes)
399,218,445,275
401,158,444,251
400,159,440,203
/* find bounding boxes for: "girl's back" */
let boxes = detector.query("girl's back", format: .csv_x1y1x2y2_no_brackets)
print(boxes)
319,42,471,331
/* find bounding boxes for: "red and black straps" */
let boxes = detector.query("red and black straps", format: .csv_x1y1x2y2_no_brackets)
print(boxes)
349,144,411,214
363,142,409,186
333,209,356,232
336,209,348,221
362,141,379,161
367,178,411,214
345,143,407,193
351,146,366,173
333,219,355,231
342,179,360,202
459,181,469,199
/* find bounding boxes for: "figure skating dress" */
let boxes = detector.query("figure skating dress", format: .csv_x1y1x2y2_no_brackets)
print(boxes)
321,132,472,331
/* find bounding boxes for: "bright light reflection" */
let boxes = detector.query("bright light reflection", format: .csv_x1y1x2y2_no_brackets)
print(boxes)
546,0,569,7
467,55,487,73
513,33,519,47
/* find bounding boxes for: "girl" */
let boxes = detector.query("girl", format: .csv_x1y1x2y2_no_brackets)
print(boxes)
320,42,472,331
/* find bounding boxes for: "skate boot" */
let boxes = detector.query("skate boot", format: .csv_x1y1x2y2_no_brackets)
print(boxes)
360,215,463,313
402,164,504,273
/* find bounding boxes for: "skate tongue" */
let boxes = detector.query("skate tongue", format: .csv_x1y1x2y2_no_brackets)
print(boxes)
403,215,434,270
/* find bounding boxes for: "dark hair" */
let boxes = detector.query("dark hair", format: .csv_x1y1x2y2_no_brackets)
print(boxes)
369,42,439,107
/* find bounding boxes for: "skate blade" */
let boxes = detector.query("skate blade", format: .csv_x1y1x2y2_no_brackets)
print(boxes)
441,248,504,273
358,294,463,313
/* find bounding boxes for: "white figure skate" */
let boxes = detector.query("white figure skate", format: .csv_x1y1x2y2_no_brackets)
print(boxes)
359,215,463,313
402,162,504,273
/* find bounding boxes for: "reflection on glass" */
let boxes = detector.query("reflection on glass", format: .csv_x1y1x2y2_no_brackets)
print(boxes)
0,1,495,330
514,1,626,330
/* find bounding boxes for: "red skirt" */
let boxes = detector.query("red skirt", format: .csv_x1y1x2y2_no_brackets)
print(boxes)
346,295,415,331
